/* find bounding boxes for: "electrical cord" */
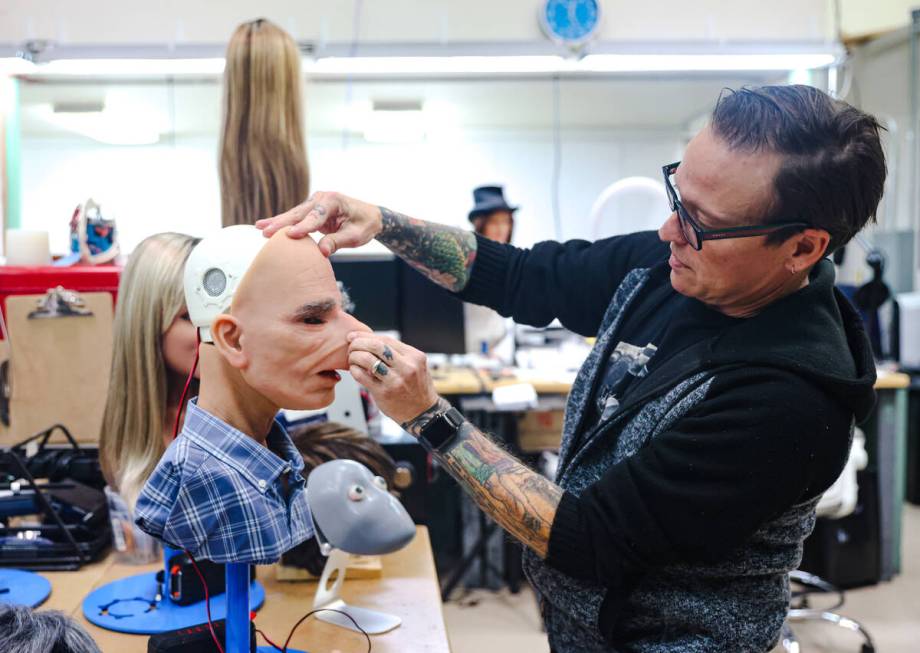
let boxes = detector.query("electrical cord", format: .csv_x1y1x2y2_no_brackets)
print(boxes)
183,548,224,653
260,607,372,653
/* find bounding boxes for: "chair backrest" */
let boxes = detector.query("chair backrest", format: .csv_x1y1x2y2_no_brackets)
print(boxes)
816,426,867,519
589,177,669,239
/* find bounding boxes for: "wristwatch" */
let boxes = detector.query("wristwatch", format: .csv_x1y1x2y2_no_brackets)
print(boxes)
418,407,466,454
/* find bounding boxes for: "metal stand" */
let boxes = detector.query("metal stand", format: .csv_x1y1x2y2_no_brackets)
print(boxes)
312,548,401,634
224,563,305,653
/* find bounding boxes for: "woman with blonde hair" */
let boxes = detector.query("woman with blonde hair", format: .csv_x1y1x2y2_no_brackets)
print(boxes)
219,17,309,227
99,232,200,511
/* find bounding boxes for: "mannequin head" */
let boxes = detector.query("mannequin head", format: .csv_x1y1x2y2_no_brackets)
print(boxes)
186,226,369,418
211,230,368,410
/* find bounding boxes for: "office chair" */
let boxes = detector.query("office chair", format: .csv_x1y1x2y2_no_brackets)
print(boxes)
781,427,876,653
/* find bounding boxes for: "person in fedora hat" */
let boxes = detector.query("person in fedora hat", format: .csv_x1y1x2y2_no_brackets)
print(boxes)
462,185,518,358
468,185,517,245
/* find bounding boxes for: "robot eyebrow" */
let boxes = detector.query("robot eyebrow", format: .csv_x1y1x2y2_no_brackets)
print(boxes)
291,298,337,321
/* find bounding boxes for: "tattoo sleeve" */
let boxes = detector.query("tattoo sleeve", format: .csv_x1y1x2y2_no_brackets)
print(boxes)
377,206,478,293
403,400,563,559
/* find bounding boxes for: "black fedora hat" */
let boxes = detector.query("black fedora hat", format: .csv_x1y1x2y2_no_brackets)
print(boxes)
468,185,518,222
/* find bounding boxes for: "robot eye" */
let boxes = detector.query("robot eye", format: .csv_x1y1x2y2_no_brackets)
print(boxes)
347,484,366,501
372,475,387,490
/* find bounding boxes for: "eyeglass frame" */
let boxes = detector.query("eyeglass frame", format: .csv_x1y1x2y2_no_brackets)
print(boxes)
662,161,811,251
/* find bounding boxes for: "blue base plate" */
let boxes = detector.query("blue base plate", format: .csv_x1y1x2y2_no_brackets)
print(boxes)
0,569,52,607
82,571,265,635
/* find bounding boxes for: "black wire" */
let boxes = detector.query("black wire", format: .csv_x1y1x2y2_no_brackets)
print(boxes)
282,608,372,653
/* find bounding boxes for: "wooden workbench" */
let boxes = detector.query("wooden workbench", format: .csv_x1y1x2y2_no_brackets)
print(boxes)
44,527,449,653
432,366,572,396
434,365,911,396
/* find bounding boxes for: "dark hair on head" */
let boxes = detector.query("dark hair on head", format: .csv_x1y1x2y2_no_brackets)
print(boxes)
282,421,398,575
710,85,887,253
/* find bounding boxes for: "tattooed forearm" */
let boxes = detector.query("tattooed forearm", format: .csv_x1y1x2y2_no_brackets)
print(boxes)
404,406,563,558
377,206,478,292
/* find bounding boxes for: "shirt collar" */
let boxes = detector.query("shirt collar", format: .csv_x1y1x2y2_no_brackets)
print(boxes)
181,399,305,491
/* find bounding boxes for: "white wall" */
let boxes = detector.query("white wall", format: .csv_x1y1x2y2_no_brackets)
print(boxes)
0,0,832,48
20,127,681,256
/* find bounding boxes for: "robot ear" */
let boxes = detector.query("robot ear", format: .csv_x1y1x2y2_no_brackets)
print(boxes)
210,313,248,368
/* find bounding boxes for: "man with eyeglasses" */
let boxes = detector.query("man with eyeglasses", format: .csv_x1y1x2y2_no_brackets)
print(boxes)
257,85,885,653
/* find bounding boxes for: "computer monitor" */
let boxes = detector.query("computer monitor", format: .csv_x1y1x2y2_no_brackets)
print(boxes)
397,260,466,355
329,254,466,354
330,255,400,332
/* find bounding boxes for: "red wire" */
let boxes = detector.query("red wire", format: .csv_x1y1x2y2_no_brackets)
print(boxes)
183,548,224,653
172,333,201,440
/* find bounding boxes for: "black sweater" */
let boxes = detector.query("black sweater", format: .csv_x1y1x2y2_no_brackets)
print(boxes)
458,231,877,646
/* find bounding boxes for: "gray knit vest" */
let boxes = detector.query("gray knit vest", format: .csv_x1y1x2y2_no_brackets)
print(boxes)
523,268,819,653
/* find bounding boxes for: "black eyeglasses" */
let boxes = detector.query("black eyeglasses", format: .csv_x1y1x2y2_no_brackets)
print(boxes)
662,161,810,251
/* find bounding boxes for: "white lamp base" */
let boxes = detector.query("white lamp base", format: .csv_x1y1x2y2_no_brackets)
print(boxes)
313,548,401,635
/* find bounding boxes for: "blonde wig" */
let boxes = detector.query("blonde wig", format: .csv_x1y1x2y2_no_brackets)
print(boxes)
219,18,309,227
99,232,199,509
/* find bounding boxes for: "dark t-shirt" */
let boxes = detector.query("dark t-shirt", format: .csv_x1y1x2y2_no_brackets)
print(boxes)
588,283,739,427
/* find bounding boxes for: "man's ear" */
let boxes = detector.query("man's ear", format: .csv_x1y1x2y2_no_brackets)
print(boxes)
211,314,248,369
786,228,831,273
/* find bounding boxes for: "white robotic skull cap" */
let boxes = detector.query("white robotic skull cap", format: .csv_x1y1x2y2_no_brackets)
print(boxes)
183,225,270,343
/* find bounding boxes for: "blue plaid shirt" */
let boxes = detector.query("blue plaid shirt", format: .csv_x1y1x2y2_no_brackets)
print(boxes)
135,400,314,564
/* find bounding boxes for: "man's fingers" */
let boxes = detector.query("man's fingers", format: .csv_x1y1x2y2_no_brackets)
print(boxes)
256,201,314,236
349,364,378,388
348,350,385,374
318,234,338,256
348,336,391,361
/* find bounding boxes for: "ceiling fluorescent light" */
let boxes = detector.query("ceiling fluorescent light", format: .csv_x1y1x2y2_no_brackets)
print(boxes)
308,55,566,76
8,50,837,79
22,58,225,77
364,99,426,143
306,52,836,76
0,57,36,75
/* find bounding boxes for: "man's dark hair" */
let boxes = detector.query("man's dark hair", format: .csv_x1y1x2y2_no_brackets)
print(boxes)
710,84,887,253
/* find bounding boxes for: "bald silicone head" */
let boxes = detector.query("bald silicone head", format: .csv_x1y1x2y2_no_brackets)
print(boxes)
210,230,370,410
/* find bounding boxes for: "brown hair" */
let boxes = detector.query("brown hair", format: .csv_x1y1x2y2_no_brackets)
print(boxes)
219,18,309,227
710,85,886,253
282,421,397,574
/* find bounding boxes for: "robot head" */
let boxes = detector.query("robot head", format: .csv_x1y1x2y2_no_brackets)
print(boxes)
306,459,415,556
183,225,268,343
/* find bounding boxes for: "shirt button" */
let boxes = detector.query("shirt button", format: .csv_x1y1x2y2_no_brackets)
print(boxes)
258,479,267,490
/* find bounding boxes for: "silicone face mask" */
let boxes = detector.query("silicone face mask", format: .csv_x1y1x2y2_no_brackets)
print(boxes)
184,226,370,410
306,459,416,556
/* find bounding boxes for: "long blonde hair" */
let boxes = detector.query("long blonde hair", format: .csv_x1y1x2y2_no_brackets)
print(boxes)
219,18,309,227
99,232,199,509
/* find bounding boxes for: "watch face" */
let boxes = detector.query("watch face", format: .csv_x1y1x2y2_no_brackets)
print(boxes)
541,0,601,46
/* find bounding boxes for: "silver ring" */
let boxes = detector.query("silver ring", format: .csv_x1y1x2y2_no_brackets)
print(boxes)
372,360,389,378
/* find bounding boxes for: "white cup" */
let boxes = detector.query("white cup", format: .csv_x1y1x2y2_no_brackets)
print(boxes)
5,229,51,266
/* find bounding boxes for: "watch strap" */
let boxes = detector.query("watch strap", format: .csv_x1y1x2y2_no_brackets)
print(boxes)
418,407,465,454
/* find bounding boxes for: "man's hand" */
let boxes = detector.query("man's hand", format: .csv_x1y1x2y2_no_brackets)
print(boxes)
346,332,440,425
255,191,382,256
